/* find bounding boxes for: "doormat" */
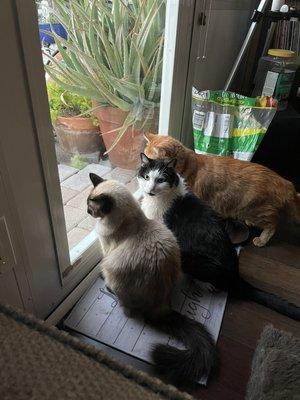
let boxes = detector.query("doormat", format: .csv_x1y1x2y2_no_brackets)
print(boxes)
64,275,227,385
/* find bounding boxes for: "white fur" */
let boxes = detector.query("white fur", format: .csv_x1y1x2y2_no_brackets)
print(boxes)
139,174,188,222
137,169,170,196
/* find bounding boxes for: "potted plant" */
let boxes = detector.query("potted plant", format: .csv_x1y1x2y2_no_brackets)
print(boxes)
47,80,102,158
44,0,165,169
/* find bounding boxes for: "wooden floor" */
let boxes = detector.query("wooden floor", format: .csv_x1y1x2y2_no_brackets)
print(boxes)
192,223,300,400
192,300,299,399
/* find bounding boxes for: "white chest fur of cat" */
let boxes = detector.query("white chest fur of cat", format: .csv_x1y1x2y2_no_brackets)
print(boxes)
138,167,187,222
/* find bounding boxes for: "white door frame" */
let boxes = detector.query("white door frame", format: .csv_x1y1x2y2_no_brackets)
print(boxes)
0,0,101,318
159,0,197,139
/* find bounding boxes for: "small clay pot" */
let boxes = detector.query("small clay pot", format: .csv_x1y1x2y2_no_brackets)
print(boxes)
55,116,102,155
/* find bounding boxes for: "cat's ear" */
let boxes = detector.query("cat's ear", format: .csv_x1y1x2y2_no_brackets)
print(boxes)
89,173,104,187
140,153,151,164
143,132,156,143
166,158,177,169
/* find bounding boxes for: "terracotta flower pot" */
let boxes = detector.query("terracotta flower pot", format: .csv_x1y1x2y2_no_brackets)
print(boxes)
92,103,158,170
55,116,102,155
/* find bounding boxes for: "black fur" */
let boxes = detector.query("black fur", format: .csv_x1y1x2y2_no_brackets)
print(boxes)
165,192,239,290
87,194,114,217
165,193,300,320
139,159,300,321
89,172,104,187
146,310,218,387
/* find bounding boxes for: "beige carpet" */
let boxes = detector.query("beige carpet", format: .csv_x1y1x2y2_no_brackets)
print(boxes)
0,304,193,400
246,324,300,400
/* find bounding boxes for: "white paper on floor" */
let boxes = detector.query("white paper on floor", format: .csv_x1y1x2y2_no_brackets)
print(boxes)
64,275,227,385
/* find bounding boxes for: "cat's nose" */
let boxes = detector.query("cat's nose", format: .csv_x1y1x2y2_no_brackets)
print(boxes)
87,204,94,216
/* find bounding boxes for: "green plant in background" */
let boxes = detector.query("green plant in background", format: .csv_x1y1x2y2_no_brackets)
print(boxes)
70,154,88,170
47,80,98,124
44,0,165,152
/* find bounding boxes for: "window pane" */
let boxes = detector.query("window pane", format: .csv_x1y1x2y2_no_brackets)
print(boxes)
36,0,165,253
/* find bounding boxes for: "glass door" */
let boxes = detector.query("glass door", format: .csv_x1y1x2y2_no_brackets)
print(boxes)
0,0,187,317
36,0,167,276
38,0,166,269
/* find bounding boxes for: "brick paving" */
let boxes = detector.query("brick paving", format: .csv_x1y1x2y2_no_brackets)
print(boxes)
58,163,138,250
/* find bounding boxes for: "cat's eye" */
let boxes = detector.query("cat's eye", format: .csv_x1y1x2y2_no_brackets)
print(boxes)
156,178,165,184
144,175,150,180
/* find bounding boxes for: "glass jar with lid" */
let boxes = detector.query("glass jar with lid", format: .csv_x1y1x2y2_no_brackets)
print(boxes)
252,49,297,110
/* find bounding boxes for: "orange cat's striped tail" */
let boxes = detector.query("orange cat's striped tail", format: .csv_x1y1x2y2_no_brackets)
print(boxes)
287,192,300,223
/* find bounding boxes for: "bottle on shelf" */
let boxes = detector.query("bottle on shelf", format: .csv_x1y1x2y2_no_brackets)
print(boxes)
252,49,297,111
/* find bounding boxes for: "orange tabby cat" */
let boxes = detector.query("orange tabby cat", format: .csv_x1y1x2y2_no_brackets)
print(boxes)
143,133,300,247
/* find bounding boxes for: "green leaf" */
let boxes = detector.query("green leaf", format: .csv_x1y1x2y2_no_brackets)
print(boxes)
148,36,164,101
46,69,102,100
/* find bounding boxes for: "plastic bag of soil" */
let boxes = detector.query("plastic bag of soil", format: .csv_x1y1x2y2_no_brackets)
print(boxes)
192,88,277,161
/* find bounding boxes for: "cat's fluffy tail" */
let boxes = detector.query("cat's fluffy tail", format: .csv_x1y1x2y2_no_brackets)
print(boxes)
146,310,218,387
237,279,300,321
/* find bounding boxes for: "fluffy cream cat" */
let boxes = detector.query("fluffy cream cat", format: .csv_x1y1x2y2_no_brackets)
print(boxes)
87,173,217,386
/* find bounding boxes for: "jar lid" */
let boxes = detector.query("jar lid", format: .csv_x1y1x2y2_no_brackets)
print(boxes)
268,49,295,58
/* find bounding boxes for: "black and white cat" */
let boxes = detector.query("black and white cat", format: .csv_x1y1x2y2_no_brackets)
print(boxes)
138,154,239,291
138,154,300,320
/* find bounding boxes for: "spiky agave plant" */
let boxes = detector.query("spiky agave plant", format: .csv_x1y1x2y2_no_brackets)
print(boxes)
44,0,165,153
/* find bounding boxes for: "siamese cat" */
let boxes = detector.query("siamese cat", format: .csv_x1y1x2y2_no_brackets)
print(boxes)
87,173,218,386
138,155,300,321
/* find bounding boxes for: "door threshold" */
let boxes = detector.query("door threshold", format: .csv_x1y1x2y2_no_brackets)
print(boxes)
45,263,101,326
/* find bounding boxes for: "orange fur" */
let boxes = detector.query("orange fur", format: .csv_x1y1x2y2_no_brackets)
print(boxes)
144,133,300,246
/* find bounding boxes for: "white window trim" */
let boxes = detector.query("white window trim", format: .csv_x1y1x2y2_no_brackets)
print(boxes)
15,1,103,287
158,0,180,135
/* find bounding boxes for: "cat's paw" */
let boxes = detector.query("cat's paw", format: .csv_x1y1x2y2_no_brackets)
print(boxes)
253,236,266,247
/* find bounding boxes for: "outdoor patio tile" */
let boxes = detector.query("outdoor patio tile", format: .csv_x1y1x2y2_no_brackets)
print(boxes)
78,216,96,232
104,167,136,184
99,158,112,168
61,164,112,192
58,164,79,182
126,177,139,194
61,187,80,205
64,205,87,232
67,186,92,211
67,227,90,249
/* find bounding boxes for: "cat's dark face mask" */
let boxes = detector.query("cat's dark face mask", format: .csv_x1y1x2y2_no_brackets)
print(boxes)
87,194,114,219
87,173,114,218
